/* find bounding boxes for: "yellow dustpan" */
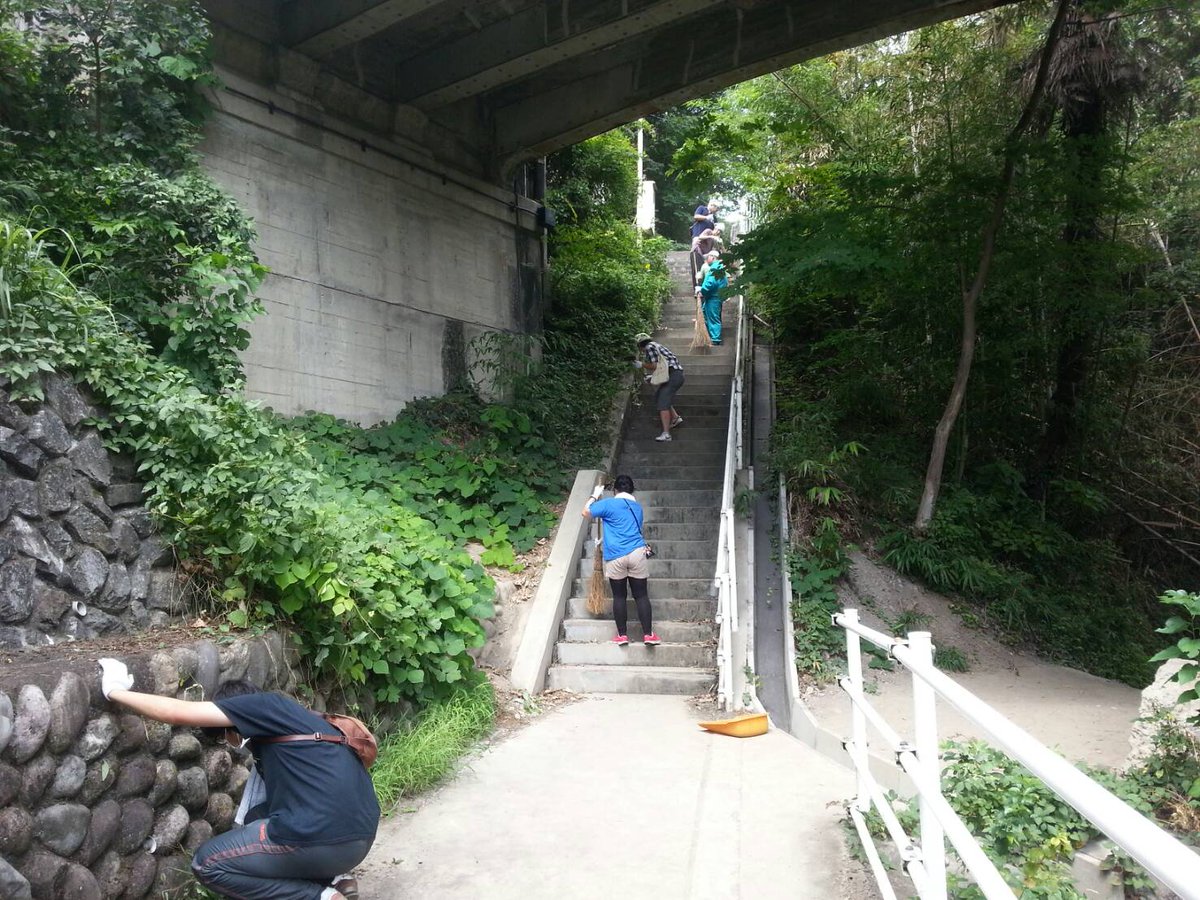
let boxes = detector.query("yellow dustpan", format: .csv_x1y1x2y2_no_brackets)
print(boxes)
698,712,768,738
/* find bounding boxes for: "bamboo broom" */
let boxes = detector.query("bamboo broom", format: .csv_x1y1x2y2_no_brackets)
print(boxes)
691,294,713,350
586,506,610,616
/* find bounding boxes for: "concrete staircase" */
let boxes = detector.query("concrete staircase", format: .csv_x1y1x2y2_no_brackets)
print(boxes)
547,251,733,695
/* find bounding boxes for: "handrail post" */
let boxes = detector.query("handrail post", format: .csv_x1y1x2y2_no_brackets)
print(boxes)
909,631,947,900
842,609,870,812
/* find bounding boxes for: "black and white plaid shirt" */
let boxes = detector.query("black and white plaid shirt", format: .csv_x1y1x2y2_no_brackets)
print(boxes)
644,341,682,371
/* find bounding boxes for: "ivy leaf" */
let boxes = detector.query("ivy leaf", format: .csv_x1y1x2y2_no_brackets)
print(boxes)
1178,638,1200,658
1157,617,1189,635
158,55,198,79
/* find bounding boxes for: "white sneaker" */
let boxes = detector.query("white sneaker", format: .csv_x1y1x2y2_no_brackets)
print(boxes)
655,432,672,442
670,416,683,428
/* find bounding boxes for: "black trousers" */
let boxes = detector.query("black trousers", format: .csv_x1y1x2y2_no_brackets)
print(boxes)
191,819,372,899
610,576,652,636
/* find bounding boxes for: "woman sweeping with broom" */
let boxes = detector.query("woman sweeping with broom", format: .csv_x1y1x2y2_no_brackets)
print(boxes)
698,256,729,345
582,475,660,646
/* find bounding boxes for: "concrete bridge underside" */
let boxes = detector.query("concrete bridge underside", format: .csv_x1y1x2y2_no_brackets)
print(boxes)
206,0,1011,178
198,0,1012,423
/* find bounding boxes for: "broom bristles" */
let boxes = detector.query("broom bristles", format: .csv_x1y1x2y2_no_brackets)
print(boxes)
691,296,712,350
586,519,609,615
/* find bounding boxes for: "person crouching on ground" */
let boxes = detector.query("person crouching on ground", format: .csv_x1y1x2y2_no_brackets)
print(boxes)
582,474,660,646
634,332,686,442
698,258,729,346
97,659,378,900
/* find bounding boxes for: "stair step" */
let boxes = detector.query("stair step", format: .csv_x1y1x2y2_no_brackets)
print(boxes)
642,523,721,541
618,479,720,493
567,593,714,615
579,558,715,580
546,664,715,695
625,422,730,436
622,445,726,457
626,538,717,558
561,619,715,643
639,506,721,523
631,489,722,507
623,441,727,456
556,641,716,667
619,465,725,479
627,410,729,421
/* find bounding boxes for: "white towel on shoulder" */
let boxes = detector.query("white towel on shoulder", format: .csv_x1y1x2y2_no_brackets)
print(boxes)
234,765,266,826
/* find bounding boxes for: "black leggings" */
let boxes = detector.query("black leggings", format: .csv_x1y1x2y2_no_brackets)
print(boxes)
610,577,651,636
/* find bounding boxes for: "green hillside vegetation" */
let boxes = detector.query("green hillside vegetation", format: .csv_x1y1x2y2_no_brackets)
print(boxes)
670,0,1200,686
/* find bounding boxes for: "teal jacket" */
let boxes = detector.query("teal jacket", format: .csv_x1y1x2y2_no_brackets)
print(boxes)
700,261,728,301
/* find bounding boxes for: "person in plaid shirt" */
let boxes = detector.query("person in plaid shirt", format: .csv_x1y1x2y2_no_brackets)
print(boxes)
633,332,686,442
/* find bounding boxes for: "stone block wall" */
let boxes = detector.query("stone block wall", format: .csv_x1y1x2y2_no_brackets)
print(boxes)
0,376,182,649
0,632,302,900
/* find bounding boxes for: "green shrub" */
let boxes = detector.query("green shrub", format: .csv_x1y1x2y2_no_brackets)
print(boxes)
1,222,492,704
878,477,1157,686
1150,589,1200,723
788,516,850,681
294,404,563,570
547,130,639,227
934,645,970,672
900,731,1200,898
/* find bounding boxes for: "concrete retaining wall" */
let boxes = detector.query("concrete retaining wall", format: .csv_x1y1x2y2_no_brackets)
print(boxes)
200,69,546,425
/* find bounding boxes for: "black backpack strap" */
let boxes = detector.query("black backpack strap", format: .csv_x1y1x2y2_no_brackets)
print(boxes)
621,499,645,540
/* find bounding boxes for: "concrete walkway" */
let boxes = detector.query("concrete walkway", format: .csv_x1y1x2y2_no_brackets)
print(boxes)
358,695,875,900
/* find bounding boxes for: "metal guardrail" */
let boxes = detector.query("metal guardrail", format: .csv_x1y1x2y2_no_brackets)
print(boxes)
834,608,1200,900
712,293,747,709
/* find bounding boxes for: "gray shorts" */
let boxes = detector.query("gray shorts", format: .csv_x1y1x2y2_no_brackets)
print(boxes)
604,547,651,580
655,368,685,411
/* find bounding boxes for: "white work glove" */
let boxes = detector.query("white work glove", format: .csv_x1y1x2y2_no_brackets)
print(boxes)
98,658,134,699
631,360,643,369
591,485,604,500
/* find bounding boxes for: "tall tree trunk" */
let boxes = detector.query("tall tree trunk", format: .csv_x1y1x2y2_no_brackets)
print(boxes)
914,0,1072,533
1029,9,1113,500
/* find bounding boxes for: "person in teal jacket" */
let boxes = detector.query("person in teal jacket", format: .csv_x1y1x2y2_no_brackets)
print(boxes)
699,258,729,345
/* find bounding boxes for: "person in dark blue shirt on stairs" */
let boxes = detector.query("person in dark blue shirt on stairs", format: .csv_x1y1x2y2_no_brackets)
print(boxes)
582,474,661,647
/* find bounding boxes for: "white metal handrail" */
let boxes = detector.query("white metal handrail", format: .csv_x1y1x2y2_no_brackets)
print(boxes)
712,293,747,709
834,608,1200,900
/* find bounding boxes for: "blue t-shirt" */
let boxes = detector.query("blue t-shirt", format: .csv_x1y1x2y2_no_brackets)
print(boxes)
691,205,712,237
590,496,647,561
216,692,380,846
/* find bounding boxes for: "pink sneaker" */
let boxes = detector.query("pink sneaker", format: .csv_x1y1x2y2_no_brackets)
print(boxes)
612,634,629,646
643,633,662,646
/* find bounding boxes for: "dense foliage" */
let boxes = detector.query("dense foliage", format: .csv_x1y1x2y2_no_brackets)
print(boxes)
0,0,263,391
892,726,1200,898
680,1,1200,685
2,223,495,702
544,130,673,452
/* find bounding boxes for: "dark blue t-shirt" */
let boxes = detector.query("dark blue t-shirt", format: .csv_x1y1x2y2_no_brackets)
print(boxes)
216,692,380,846
691,205,712,237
